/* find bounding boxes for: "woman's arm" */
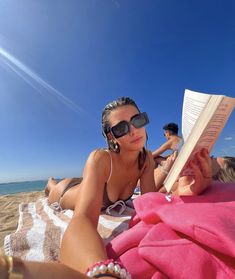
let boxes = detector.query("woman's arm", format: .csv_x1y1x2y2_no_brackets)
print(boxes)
60,150,111,273
152,140,172,158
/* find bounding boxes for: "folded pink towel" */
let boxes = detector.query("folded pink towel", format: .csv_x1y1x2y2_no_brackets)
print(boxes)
107,182,235,278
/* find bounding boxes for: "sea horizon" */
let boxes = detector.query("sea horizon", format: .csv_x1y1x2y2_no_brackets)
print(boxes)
0,179,47,195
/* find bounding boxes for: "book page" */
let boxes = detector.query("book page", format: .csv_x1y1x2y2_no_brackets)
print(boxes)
164,90,235,193
182,89,211,141
179,97,235,178
193,97,235,153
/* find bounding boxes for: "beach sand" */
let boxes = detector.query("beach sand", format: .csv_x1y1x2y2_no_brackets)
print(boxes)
0,191,44,249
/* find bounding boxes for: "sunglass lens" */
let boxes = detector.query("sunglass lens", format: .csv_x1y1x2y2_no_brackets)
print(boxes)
111,121,129,138
110,113,149,138
132,112,149,128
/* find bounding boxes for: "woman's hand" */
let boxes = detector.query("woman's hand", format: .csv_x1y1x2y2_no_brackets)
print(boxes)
162,151,177,172
176,148,212,196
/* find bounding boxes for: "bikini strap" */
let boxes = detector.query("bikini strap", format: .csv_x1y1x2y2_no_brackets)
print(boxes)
103,149,112,183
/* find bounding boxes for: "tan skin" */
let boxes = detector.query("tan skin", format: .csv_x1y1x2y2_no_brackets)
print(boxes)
154,148,213,195
47,106,155,211
0,106,213,279
152,130,182,166
59,105,156,273
0,105,155,278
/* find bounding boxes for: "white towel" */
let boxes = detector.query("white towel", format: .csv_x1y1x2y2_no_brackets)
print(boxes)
4,197,135,262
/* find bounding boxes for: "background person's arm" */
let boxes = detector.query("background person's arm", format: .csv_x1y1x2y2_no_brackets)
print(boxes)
154,152,177,191
152,140,172,158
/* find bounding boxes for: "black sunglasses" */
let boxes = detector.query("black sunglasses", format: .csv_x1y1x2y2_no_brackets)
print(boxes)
110,112,149,139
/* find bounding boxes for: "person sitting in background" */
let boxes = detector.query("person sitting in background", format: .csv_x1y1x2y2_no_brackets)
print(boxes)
152,122,182,167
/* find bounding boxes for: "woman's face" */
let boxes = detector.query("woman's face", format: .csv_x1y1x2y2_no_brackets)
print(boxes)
108,105,147,151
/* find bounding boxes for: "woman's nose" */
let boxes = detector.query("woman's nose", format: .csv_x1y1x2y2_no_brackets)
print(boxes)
129,124,137,134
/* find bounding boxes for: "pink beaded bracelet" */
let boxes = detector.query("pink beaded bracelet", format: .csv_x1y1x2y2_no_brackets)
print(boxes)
86,259,131,279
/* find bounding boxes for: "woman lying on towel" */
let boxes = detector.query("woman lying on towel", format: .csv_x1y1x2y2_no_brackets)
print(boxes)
45,97,156,212
0,97,214,279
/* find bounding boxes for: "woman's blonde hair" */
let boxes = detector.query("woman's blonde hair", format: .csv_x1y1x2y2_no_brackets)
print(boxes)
217,156,235,183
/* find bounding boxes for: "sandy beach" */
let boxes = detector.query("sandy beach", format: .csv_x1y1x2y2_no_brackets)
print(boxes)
0,191,44,249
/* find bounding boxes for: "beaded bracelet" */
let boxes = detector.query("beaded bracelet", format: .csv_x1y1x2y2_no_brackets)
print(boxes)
86,259,131,279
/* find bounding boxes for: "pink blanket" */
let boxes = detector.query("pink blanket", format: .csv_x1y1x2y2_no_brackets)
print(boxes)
107,182,235,279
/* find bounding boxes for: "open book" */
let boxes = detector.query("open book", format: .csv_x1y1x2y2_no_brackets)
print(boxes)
164,89,235,193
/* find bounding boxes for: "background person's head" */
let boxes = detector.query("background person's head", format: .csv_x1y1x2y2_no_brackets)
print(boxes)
163,123,179,139
212,156,235,183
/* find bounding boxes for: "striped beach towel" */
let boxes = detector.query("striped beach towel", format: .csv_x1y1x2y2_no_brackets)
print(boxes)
4,197,135,262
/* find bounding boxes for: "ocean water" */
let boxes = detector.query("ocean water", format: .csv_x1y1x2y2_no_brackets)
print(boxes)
0,180,47,195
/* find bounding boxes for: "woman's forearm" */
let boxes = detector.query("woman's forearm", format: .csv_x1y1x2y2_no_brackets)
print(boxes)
60,214,107,273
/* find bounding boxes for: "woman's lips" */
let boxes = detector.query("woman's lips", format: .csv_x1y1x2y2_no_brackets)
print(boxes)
130,136,143,144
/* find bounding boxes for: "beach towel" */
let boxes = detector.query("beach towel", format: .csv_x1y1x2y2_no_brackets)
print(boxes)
107,182,235,279
4,197,135,262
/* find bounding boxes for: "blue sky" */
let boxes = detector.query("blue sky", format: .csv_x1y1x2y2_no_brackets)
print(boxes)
0,0,235,183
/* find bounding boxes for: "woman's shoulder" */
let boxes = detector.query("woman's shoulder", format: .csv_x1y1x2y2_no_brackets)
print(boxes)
88,148,111,163
83,148,110,184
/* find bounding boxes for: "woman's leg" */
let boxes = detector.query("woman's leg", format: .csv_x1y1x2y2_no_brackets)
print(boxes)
44,177,58,196
47,178,81,205
59,185,82,210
